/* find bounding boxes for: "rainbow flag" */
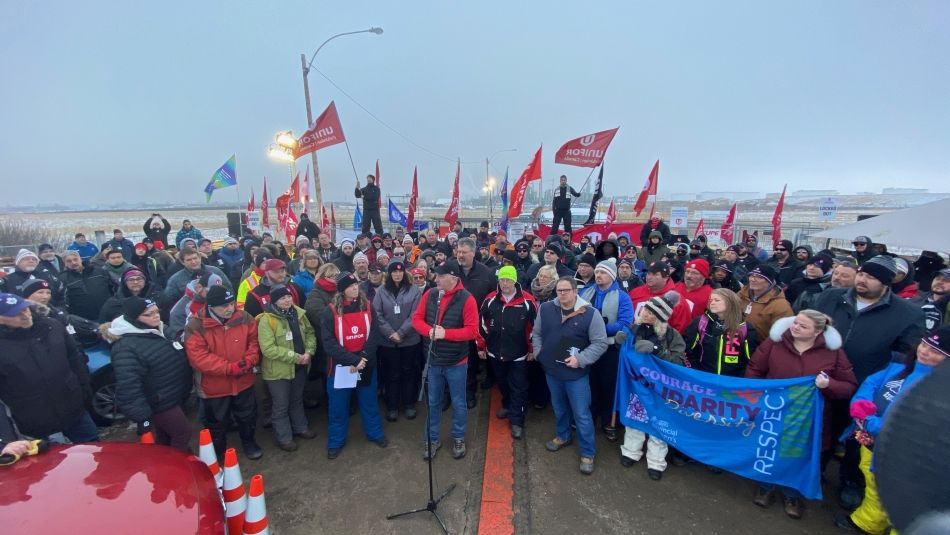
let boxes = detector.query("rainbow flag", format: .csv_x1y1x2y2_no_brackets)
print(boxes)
204,154,237,202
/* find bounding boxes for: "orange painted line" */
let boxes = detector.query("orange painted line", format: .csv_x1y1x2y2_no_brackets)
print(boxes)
478,388,515,535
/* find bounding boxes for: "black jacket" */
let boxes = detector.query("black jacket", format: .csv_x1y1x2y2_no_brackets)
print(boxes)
766,257,803,288
552,185,580,211
108,317,193,423
0,268,66,307
479,284,538,361
0,314,91,437
684,311,758,377
61,265,115,322
458,260,497,307
296,216,320,240
143,216,172,244
99,281,162,323
813,288,925,382
355,184,381,213
639,220,672,246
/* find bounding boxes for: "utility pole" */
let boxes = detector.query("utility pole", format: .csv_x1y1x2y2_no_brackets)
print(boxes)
301,53,323,219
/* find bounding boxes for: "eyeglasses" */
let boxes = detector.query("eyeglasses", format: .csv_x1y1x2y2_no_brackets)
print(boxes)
555,288,574,294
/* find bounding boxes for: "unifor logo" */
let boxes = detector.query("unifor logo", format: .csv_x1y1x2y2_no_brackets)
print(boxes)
351,325,359,334
580,134,596,147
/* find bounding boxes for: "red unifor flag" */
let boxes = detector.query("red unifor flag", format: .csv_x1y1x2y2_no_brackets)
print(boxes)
605,199,617,231
375,160,382,209
694,218,705,239
772,184,787,247
287,173,301,203
406,166,418,231
275,193,290,231
507,145,543,219
301,165,310,213
634,160,659,216
330,203,336,227
720,203,738,245
648,199,656,221
554,127,619,168
294,101,346,158
321,204,330,230
244,187,255,224
444,160,461,227
261,178,270,228
284,205,299,243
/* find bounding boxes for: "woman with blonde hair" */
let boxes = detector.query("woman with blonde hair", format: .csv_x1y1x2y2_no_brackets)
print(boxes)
745,309,857,519
684,288,758,376
530,264,559,303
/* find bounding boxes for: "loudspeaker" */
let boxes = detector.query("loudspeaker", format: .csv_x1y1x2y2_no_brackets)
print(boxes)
226,212,245,238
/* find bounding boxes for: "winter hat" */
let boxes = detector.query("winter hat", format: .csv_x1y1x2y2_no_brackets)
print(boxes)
269,284,293,303
340,238,356,249
577,253,597,268
447,232,458,241
387,259,405,274
20,278,50,299
808,253,834,274
335,272,359,293
647,230,663,241
434,260,462,277
153,240,165,251
646,261,671,275
852,236,872,246
544,242,562,256
644,291,680,323
122,269,146,281
689,239,704,250
369,263,383,274
859,255,898,285
749,265,779,286
254,251,272,266
776,240,793,252
198,272,223,288
371,235,383,244
38,243,54,253
893,258,910,275
921,325,950,357
684,258,710,278
618,258,634,269
205,285,235,307
122,296,154,321
15,249,38,266
223,237,239,247
295,235,310,245
402,235,415,244
376,251,391,263
713,260,733,273
498,265,518,282
0,293,31,317
134,243,148,253
353,252,369,264
261,258,286,272
594,257,618,280
515,241,530,252
180,238,197,249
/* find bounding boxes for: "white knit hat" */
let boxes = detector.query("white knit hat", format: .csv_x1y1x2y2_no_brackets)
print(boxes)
15,249,38,266
353,251,368,264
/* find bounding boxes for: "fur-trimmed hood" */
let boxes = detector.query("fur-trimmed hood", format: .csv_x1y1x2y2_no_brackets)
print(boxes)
769,315,842,350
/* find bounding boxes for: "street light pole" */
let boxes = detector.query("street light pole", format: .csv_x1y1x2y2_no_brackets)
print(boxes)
485,148,517,228
300,27,383,224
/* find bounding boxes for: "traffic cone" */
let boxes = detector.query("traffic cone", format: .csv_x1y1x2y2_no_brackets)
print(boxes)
140,431,155,444
242,474,269,535
222,448,246,535
198,429,223,488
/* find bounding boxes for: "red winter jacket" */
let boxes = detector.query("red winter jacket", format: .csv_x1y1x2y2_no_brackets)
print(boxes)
745,316,857,450
673,281,713,321
628,278,693,334
185,309,260,398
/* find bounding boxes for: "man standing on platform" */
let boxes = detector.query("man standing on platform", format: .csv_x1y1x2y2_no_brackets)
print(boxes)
551,175,581,235
355,174,383,235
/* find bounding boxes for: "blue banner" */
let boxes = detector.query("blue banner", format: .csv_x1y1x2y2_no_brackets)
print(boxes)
616,347,824,499
353,202,362,230
498,167,510,232
388,199,408,227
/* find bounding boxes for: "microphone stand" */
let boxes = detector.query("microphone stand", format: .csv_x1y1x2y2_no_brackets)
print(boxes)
387,289,455,534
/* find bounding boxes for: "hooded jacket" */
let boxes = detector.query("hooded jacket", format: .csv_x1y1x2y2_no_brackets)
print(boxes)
684,310,759,377
628,278,693,334
914,254,947,292
169,279,207,339
162,264,231,311
639,220,671,247
785,272,832,312
892,260,919,299
295,214,320,240
0,311,90,437
737,285,794,342
373,281,423,348
812,288,925,382
478,283,538,361
531,295,608,380
638,231,670,265
106,316,192,423
184,308,259,398
594,239,621,263
746,316,857,449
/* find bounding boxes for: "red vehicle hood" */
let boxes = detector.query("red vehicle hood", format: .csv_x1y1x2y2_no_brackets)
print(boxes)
1,442,225,534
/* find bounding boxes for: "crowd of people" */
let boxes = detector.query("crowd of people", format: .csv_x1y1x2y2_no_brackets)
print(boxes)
1,197,947,532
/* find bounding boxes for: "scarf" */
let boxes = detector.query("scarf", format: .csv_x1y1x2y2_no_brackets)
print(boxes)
267,302,304,354
532,276,556,301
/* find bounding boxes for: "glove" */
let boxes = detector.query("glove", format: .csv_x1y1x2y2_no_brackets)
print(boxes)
137,420,152,436
614,330,627,345
635,340,657,354
227,360,249,376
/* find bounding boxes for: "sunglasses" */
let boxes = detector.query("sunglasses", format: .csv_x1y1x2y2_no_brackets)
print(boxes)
690,246,701,250
852,242,866,246
774,248,787,252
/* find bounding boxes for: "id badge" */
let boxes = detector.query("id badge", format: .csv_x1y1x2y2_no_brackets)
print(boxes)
285,331,294,341
173,341,183,350
394,305,401,314
744,303,752,315
66,325,76,335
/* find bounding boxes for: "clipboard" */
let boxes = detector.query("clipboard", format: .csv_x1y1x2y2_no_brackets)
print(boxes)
556,336,588,363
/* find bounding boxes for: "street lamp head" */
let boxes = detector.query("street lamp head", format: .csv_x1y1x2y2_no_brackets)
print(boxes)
267,144,294,162
368,27,384,35
275,131,298,150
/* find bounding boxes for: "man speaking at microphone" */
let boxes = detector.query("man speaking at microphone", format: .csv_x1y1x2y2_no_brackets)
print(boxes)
412,260,479,461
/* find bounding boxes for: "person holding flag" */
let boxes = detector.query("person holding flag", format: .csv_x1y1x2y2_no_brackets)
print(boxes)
551,175,581,235
355,174,382,235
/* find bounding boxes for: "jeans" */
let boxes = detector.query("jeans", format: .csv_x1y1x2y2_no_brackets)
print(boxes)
427,362,468,442
490,358,528,426
546,372,596,458
61,411,100,443
621,427,668,471
380,343,421,411
266,365,309,444
326,368,384,449
200,387,257,459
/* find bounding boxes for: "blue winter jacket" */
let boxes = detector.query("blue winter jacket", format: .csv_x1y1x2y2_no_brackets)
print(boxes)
579,280,634,339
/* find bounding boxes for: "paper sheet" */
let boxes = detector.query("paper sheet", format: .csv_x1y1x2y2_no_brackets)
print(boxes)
333,365,359,389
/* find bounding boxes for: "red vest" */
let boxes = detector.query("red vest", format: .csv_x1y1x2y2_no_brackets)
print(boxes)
333,307,371,353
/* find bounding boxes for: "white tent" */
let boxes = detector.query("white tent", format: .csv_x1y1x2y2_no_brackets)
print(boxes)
812,197,950,252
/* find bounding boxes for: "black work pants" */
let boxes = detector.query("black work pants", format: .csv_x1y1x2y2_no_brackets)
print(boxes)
361,209,383,235
551,209,573,234
380,343,422,411
490,358,529,426
201,386,257,459
590,345,620,427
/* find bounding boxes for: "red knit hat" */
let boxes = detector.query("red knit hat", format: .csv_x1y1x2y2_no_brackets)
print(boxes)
685,258,710,278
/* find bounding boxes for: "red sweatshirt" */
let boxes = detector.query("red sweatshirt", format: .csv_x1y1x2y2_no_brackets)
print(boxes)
412,281,480,365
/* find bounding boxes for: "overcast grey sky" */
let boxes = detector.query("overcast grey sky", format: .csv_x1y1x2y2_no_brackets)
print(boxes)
1,1,947,207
